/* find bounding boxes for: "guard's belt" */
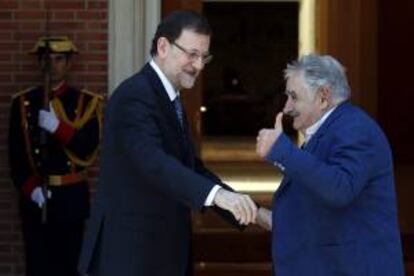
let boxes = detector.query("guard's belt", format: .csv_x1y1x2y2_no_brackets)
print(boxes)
48,171,88,186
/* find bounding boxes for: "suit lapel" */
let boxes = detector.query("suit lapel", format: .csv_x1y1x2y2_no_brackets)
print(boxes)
142,64,195,164
304,101,351,152
275,102,351,197
142,64,183,133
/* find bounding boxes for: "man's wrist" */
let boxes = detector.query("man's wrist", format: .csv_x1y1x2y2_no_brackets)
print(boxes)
205,185,221,206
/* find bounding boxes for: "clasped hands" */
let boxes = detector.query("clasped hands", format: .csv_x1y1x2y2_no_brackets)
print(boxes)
210,113,285,229
213,189,272,230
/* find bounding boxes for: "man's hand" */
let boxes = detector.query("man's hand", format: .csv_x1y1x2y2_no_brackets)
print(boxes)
31,187,52,208
256,207,272,231
213,189,257,225
256,112,284,158
38,105,59,133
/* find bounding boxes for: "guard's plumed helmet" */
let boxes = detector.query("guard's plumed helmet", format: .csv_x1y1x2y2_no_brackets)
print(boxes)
29,36,78,55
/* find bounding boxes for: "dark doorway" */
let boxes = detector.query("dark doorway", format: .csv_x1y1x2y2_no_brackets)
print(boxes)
202,1,298,136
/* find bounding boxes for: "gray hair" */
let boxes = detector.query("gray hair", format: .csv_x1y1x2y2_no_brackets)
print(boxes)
284,54,351,103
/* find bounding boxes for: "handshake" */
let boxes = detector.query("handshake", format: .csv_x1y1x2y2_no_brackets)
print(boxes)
213,189,272,230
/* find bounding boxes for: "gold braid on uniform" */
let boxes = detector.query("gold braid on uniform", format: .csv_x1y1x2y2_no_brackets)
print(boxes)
51,92,103,167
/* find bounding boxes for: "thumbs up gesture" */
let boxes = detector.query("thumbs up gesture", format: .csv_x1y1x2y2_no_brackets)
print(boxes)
256,112,284,158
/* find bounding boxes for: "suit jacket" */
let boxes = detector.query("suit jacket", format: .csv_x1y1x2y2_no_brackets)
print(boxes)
78,64,240,276
267,102,404,275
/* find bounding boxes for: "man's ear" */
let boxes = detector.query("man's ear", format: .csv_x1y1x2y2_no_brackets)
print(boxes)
157,37,170,59
318,86,332,109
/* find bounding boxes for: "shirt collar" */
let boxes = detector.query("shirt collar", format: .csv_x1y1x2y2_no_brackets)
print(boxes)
304,106,337,143
52,81,68,98
150,59,179,102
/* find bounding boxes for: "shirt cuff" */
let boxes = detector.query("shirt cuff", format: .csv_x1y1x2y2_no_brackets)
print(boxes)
204,185,221,206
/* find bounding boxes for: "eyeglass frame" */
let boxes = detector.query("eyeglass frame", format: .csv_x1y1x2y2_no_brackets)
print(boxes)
171,41,213,65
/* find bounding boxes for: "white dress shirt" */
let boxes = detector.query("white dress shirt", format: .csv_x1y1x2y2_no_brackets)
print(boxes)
303,106,337,145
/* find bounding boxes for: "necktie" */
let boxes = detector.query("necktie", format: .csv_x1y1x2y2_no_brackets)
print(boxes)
173,96,184,128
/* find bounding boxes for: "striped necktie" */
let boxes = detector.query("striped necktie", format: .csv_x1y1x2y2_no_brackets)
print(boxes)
173,96,184,128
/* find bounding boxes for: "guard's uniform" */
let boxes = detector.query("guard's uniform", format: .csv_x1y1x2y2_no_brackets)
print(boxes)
8,37,103,276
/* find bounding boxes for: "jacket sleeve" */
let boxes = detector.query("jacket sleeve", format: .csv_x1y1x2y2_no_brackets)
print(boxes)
266,121,383,208
193,156,246,230
112,83,214,210
8,97,41,197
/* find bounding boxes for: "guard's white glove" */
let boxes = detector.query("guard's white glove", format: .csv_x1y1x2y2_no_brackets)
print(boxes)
31,187,52,208
38,104,59,133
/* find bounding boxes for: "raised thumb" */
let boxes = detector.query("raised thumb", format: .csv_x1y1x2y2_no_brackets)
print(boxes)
274,112,284,130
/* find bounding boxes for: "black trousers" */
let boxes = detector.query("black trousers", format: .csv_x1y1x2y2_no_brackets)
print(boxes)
22,216,84,276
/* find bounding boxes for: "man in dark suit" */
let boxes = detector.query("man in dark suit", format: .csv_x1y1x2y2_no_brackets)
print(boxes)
255,54,404,275
8,37,103,276
78,11,257,276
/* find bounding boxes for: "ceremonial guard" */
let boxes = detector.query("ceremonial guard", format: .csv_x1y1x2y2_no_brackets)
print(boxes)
8,37,103,276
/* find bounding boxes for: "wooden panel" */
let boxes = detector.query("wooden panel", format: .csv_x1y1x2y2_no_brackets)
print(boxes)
195,263,272,276
403,234,414,276
162,0,202,16
315,0,377,118
194,230,271,262
378,0,414,163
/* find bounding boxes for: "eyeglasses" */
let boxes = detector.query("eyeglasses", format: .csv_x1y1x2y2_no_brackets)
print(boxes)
171,41,213,65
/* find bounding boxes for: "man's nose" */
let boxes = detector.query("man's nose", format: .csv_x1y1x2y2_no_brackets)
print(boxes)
283,98,293,113
192,57,204,71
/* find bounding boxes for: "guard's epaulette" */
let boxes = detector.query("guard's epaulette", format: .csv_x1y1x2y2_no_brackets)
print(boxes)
81,88,105,100
11,86,36,100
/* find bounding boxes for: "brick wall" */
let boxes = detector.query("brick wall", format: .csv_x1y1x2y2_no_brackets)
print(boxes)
0,1,108,274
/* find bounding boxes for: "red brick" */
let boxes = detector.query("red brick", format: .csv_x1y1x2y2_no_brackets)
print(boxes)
0,1,18,9
0,54,12,62
0,253,20,263
15,10,47,20
0,264,12,274
0,43,18,53
88,64,107,71
87,22,107,30
0,74,12,82
20,0,41,9
0,22,16,29
14,32,42,41
0,85,16,93
77,11,107,20
87,1,107,10
18,21,43,30
86,85,107,93
0,32,13,40
47,1,85,10
48,21,86,30
14,73,39,83
76,32,107,41
79,73,106,83
0,12,13,20
71,63,87,72
52,11,75,20
0,63,19,72
78,53,107,62
88,42,107,51
21,64,40,72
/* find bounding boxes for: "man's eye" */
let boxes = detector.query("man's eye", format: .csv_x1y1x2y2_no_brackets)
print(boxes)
189,53,199,60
